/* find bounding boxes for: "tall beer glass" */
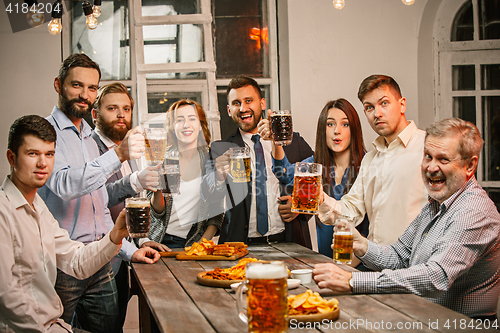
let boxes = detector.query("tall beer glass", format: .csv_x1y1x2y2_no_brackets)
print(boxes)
291,162,322,214
270,110,293,146
332,214,355,264
125,198,151,238
158,164,181,197
236,261,288,333
230,147,251,183
144,128,167,166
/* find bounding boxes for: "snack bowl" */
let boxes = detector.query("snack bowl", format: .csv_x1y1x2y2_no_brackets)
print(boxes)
290,269,313,284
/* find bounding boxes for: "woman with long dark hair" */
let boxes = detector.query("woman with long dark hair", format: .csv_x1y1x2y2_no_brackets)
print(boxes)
262,98,368,259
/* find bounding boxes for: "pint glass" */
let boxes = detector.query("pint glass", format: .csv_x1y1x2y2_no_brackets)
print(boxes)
236,261,288,333
332,214,355,264
125,197,151,238
270,110,293,146
158,164,181,197
144,128,167,165
230,147,251,183
291,162,322,214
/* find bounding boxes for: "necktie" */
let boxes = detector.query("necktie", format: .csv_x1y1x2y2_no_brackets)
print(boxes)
251,134,269,236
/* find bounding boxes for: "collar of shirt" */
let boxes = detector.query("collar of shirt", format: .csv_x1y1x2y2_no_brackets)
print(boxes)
3,176,29,210
372,120,418,152
94,128,118,149
51,106,92,139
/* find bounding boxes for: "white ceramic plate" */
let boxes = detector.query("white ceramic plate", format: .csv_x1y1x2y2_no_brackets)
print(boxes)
287,279,301,289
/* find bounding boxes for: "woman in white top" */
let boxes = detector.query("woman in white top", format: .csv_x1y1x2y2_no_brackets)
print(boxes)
147,100,223,248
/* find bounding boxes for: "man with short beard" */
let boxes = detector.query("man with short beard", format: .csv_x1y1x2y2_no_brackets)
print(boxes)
201,76,314,245
38,54,160,333
91,82,169,329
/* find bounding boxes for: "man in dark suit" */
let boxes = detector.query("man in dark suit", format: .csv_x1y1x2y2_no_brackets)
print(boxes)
201,76,313,246
91,82,168,330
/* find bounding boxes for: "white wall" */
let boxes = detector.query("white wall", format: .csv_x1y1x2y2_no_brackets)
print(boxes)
0,9,61,178
284,0,431,149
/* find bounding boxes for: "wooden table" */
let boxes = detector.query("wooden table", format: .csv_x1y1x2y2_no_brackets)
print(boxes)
131,243,497,332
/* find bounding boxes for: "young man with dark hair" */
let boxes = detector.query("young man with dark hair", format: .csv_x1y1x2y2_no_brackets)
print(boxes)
318,74,428,246
38,54,160,333
0,115,132,332
201,75,314,246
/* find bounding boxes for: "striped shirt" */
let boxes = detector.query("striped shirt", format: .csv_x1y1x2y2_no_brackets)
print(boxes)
352,176,500,317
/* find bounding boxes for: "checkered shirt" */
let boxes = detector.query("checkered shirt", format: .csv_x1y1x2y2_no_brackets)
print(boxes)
353,177,500,317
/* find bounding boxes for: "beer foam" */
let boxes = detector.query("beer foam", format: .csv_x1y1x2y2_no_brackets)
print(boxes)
335,231,353,236
246,263,288,279
295,172,321,177
126,198,150,208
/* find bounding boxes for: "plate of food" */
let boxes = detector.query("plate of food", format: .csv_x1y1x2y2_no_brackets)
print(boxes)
176,240,249,260
288,290,340,323
196,257,261,288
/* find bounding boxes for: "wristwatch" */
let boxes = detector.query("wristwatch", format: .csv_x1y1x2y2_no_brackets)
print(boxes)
348,277,354,291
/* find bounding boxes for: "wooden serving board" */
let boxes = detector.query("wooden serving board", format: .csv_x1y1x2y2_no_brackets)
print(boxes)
288,307,340,323
196,272,243,288
160,251,184,257
176,249,249,261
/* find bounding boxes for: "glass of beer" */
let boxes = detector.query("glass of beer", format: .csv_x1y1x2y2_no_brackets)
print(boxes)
158,164,181,197
236,261,288,333
125,197,151,238
229,147,251,183
332,214,355,264
291,162,322,214
270,110,293,146
143,128,167,166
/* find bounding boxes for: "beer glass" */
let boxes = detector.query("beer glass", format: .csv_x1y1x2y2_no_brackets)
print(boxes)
291,162,322,214
332,214,355,264
158,164,181,197
236,261,288,333
229,147,251,183
143,128,167,166
125,197,151,238
164,150,179,166
270,110,293,146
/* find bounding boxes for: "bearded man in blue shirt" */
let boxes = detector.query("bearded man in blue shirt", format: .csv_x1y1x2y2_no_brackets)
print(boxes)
38,54,161,333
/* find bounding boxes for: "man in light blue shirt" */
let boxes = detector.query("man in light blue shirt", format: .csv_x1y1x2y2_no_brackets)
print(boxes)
38,54,159,333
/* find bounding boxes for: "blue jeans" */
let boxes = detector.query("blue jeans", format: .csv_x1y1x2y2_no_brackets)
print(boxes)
55,262,121,333
161,233,187,250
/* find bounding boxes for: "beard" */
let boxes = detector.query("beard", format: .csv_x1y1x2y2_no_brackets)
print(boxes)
96,113,132,142
59,91,92,119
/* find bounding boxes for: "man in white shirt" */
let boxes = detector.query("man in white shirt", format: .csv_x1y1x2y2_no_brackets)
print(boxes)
319,74,428,245
0,115,152,332
91,82,168,329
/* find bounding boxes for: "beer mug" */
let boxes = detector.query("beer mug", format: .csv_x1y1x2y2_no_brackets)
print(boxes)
229,147,251,183
143,128,167,166
270,110,293,146
332,214,355,264
158,164,181,197
236,261,288,333
291,162,322,214
125,197,151,238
